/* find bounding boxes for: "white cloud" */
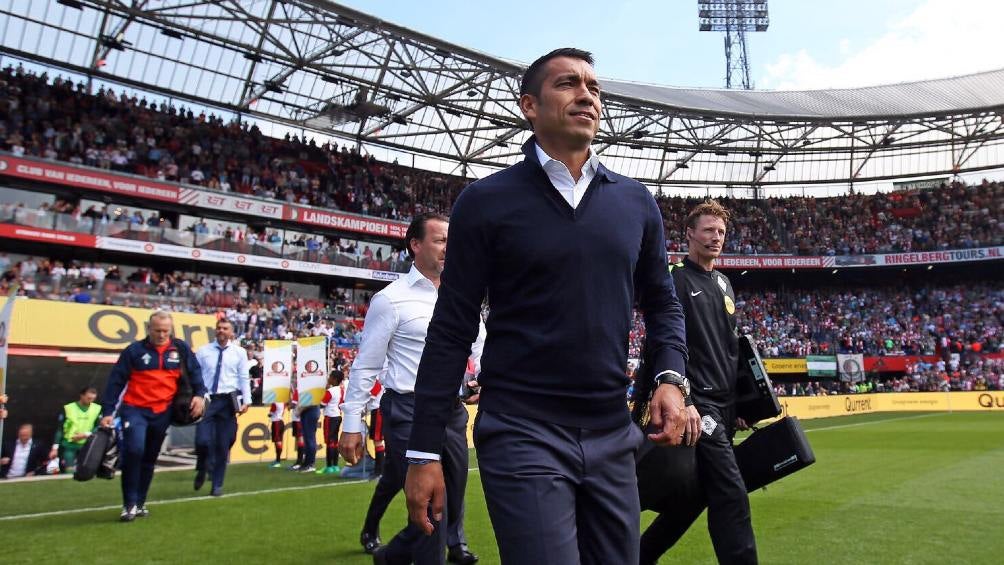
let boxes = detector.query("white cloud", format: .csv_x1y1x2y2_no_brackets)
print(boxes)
759,0,1004,90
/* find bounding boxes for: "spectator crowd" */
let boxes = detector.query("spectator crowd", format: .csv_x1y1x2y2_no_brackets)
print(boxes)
1,65,1001,258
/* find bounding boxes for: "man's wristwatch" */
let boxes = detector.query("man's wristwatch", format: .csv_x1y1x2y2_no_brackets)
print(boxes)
653,370,692,404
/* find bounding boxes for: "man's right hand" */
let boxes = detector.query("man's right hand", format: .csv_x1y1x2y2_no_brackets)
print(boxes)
405,462,445,536
100,415,114,428
339,432,364,465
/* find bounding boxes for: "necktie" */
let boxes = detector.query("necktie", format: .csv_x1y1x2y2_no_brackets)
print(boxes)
212,346,225,394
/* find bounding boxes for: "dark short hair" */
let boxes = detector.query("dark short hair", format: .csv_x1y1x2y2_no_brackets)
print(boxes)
328,369,344,384
405,212,449,260
520,48,595,97
216,317,234,328
80,386,98,396
685,199,731,230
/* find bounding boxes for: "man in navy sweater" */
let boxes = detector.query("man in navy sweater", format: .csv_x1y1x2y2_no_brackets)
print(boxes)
404,48,691,565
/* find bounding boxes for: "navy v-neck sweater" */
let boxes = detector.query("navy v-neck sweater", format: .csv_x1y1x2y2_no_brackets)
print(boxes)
409,137,688,455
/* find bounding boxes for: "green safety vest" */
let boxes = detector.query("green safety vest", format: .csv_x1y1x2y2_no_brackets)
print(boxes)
63,402,101,446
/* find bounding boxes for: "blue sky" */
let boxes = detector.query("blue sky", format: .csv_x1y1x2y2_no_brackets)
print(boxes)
340,0,1001,90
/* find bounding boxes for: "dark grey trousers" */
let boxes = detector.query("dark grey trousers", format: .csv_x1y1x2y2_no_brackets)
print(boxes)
474,410,645,565
381,390,470,565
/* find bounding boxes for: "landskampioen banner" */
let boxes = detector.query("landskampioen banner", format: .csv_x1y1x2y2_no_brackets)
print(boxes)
284,205,409,239
0,297,216,350
0,153,409,239
0,222,401,282
96,235,401,282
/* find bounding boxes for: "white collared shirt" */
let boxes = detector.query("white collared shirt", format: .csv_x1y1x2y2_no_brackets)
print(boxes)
8,439,32,477
535,143,600,209
342,265,486,436
196,340,252,401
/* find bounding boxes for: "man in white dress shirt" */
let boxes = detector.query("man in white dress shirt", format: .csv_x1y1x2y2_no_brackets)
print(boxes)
193,318,250,496
340,212,484,565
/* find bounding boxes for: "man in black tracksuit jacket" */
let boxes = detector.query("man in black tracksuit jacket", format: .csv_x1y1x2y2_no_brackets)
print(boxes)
640,200,758,565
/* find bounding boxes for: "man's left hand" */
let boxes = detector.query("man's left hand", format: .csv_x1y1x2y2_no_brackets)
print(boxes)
238,404,250,415
405,462,445,536
647,383,687,446
190,396,206,418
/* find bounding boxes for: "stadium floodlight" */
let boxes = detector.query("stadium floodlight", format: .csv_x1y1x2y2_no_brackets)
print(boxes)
697,0,769,89
57,0,84,9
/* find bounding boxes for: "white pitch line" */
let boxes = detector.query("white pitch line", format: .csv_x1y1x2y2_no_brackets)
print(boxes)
802,412,943,433
0,468,481,522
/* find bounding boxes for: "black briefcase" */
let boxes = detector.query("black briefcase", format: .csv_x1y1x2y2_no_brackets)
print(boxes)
733,416,815,492
73,427,117,482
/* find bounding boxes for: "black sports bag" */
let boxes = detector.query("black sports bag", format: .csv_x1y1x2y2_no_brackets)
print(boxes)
733,416,816,492
73,426,117,482
171,341,203,427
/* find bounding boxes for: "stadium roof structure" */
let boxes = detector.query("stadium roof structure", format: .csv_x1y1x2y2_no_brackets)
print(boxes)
4,0,1004,193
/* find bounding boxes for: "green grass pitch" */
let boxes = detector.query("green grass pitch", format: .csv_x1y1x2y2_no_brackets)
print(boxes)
1,411,1001,564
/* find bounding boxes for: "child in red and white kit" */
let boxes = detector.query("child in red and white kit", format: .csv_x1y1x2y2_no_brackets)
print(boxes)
318,370,346,474
267,401,286,468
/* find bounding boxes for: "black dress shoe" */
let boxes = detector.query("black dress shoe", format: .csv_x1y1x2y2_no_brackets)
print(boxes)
193,469,206,491
360,531,382,554
447,544,479,564
210,487,223,497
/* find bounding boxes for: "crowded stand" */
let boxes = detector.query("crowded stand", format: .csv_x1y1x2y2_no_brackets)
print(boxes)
736,284,1003,357
0,65,465,222
766,182,1004,255
2,65,1003,258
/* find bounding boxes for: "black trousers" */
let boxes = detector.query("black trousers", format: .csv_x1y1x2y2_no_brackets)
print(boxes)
640,404,757,565
380,390,470,565
475,410,644,565
195,395,238,490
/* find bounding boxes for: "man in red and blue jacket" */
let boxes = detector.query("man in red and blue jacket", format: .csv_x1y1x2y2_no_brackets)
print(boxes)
100,311,207,522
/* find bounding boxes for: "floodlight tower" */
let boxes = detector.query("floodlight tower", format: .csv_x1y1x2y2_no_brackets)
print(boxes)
698,1,769,89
